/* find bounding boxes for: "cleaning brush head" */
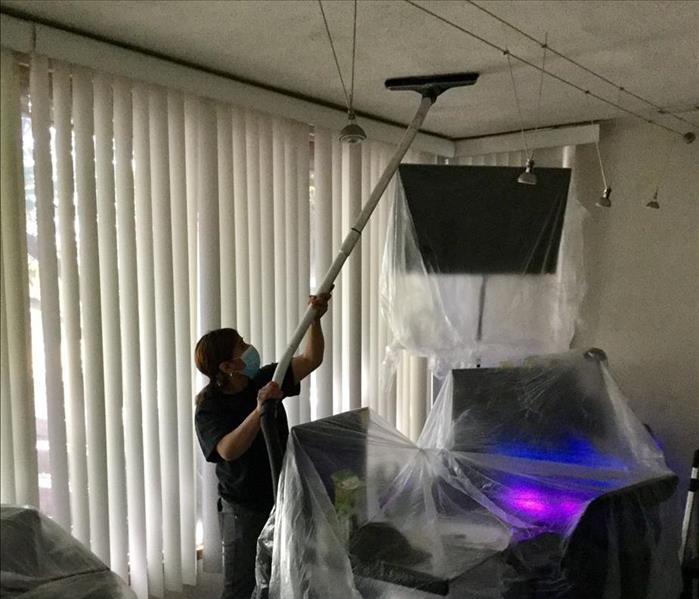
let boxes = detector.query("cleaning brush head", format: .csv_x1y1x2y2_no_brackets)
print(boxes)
385,72,479,98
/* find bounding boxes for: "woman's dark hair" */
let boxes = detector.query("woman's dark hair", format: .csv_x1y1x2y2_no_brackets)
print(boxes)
194,328,240,402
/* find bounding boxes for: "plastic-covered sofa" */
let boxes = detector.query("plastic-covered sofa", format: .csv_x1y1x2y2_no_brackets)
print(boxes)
0,505,136,599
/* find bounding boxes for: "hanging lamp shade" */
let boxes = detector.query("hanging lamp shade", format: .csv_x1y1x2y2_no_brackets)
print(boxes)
339,112,367,144
596,186,612,208
517,159,537,186
646,191,660,210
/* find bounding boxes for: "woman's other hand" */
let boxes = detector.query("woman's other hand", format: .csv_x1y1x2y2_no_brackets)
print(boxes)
256,382,283,413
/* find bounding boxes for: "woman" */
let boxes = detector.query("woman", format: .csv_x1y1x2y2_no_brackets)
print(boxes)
194,293,331,599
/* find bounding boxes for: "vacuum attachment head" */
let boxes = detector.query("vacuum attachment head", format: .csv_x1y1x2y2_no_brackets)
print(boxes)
385,72,479,99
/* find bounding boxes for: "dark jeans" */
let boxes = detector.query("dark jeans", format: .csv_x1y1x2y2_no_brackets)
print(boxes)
218,498,270,599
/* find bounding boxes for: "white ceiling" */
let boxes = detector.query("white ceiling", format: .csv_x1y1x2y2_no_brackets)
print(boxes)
1,0,698,139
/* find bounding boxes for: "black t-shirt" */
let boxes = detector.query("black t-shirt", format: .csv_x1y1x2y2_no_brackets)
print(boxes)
195,363,300,513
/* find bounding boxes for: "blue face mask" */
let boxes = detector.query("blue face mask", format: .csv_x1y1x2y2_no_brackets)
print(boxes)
239,345,260,380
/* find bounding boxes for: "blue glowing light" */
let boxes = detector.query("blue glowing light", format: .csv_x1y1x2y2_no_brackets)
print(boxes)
491,435,625,469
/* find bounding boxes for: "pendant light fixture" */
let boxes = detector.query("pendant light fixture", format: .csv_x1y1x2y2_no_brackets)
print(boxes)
505,49,536,185
319,0,367,144
646,137,675,211
518,159,537,185
586,91,612,207
646,191,660,210
506,35,548,186
598,186,612,208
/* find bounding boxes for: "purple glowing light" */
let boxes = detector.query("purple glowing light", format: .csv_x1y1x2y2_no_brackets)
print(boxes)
500,484,587,523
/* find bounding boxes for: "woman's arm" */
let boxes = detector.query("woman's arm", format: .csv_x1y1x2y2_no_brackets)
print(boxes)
291,293,330,383
216,382,282,461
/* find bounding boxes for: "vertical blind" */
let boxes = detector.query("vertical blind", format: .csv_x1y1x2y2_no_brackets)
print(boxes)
0,49,440,597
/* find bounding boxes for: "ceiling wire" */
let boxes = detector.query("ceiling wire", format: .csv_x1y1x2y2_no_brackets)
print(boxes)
403,0,694,140
592,134,609,190
318,0,352,114
505,52,531,159
349,0,358,114
583,89,609,188
532,32,548,141
465,0,699,130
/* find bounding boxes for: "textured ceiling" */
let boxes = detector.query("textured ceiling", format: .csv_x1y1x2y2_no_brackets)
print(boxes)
1,0,697,139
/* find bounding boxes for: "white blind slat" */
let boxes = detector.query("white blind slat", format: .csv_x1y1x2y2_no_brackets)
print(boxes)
259,118,275,364
331,138,343,416
296,123,311,424
73,67,110,562
149,87,183,591
312,129,333,420
217,105,235,328
53,62,89,542
344,143,362,411
284,126,299,426
94,72,129,577
132,83,164,597
184,96,200,366
0,240,16,503
246,112,263,349
378,148,397,427
368,145,381,415
197,101,223,573
29,55,71,528
360,144,371,409
272,119,287,365
114,77,149,599
232,108,250,339
168,91,196,585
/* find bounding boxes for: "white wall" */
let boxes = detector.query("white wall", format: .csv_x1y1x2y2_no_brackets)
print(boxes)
573,117,699,529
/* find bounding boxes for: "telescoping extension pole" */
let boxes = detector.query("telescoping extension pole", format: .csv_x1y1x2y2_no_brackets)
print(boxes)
261,73,479,499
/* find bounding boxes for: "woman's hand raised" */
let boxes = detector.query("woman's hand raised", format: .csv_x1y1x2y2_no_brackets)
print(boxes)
309,291,332,320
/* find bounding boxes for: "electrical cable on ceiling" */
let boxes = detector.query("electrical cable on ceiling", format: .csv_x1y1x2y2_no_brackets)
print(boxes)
585,90,613,207
531,32,548,146
403,0,696,142
505,52,530,159
318,0,351,111
511,33,549,186
504,50,537,185
318,0,366,143
350,0,357,112
465,0,699,131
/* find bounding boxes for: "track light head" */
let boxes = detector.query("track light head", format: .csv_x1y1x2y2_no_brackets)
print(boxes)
339,112,367,144
517,159,537,185
596,186,612,208
646,190,660,210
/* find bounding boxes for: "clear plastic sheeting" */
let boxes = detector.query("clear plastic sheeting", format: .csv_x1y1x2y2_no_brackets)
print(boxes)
0,506,136,599
381,165,586,373
256,350,679,598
